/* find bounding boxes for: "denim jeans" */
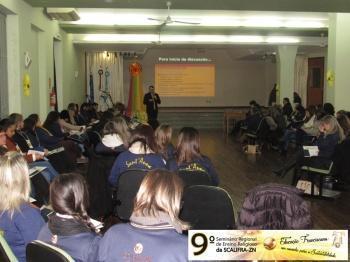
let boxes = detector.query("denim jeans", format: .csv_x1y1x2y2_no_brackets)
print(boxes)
28,160,59,182
282,129,296,151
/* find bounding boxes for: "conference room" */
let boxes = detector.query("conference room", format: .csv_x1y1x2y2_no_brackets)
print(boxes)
0,0,350,261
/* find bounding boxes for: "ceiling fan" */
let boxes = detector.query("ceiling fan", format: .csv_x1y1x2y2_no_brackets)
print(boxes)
148,1,200,27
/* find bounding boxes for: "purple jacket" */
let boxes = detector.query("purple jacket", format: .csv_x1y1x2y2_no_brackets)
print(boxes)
238,183,312,229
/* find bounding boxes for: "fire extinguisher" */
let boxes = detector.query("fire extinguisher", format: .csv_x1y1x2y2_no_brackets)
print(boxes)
50,89,56,110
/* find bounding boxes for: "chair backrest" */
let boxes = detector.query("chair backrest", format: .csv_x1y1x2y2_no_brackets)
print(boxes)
26,240,74,262
177,170,213,187
86,146,117,218
30,172,50,206
114,169,149,221
0,233,17,262
180,185,235,230
238,183,312,229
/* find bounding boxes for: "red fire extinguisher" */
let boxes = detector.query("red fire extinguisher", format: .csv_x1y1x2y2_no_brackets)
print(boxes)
50,90,56,109
49,77,56,110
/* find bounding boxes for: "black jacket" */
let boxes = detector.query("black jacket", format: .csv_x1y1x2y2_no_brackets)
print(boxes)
143,92,161,114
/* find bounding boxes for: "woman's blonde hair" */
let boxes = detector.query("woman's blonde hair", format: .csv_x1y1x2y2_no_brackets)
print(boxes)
0,152,30,216
133,169,189,230
103,117,130,147
320,115,345,141
155,124,172,158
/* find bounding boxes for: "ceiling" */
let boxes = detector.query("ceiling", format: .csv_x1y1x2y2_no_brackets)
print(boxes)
23,0,334,46
24,0,350,13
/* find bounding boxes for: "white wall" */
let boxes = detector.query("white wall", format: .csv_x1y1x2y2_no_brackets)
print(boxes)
0,0,85,119
123,48,276,107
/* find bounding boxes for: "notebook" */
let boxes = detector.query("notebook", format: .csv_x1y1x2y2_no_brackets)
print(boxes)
303,146,319,157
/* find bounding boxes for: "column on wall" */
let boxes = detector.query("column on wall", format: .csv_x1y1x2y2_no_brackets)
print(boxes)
326,13,350,111
276,45,298,104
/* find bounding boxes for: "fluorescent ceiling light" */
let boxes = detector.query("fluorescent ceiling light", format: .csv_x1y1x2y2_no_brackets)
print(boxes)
71,9,328,29
266,36,300,43
81,34,301,44
83,34,159,42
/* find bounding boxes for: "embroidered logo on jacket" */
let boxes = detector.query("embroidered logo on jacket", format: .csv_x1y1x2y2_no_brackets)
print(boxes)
134,243,143,254
126,157,152,169
179,163,206,173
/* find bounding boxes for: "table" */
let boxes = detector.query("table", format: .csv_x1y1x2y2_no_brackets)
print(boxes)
223,110,247,136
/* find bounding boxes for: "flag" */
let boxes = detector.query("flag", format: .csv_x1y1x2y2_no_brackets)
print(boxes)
126,62,147,122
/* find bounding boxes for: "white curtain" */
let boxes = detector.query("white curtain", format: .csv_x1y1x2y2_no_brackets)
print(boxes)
86,52,124,111
294,55,308,106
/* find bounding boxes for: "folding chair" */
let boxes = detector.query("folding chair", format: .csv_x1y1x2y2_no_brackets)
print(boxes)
26,240,74,262
180,185,235,230
177,170,213,187
299,162,341,198
114,169,149,221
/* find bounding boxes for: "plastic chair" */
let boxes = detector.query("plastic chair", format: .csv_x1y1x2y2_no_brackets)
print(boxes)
177,170,213,187
180,185,235,230
114,169,149,221
26,240,74,262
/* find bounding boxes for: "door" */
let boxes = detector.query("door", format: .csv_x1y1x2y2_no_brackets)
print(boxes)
307,57,324,106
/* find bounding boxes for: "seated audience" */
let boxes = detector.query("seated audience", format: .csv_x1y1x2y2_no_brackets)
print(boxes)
282,97,293,119
274,115,344,179
279,104,306,155
168,127,219,186
0,152,45,262
323,102,335,116
95,117,130,156
109,124,166,186
67,103,79,125
336,113,350,138
38,173,101,262
28,114,81,163
0,118,59,182
98,169,189,262
293,92,302,105
155,124,175,160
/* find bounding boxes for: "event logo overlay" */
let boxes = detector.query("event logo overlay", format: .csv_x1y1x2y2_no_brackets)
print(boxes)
188,230,348,260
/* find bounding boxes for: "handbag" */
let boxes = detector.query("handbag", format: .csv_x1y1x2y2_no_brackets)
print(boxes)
296,179,319,195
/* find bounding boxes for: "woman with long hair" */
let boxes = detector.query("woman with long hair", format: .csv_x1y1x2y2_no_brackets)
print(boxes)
0,152,45,261
0,118,59,182
22,117,75,173
274,115,344,179
95,117,130,155
38,173,101,262
155,124,175,160
109,124,165,186
168,127,219,186
337,113,350,138
28,113,81,164
99,169,188,261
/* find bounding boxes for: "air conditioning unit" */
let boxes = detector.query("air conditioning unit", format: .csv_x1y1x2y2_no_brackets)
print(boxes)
44,8,80,21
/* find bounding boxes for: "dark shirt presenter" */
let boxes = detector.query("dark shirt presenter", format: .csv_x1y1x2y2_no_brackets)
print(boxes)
143,85,161,128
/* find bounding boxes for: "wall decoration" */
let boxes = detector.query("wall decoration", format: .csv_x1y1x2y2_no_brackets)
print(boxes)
23,73,31,96
24,51,32,69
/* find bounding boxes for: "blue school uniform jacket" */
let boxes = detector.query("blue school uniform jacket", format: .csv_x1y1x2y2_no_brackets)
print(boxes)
97,223,187,262
168,155,220,186
109,151,166,186
0,203,44,262
38,220,101,262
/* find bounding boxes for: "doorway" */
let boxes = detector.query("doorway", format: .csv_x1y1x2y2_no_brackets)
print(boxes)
307,57,324,106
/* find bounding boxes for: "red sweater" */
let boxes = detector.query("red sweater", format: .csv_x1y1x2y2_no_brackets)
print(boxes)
5,136,34,162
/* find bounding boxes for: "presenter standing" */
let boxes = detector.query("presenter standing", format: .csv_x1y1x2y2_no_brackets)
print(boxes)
143,85,161,129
